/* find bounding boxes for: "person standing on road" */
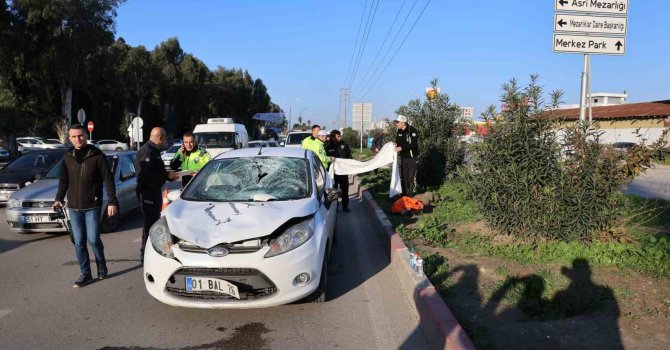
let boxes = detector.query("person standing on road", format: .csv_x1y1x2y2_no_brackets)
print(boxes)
135,127,179,262
302,124,330,168
326,130,353,212
394,115,419,197
53,124,117,288
169,132,211,186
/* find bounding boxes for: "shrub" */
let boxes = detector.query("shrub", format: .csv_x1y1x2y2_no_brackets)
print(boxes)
463,75,666,241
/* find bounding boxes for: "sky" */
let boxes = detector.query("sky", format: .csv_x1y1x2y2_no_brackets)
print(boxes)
115,0,670,127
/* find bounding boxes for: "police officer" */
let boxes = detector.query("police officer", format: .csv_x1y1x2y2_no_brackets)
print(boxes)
135,127,179,262
170,132,211,186
394,115,419,197
301,124,330,168
326,130,352,212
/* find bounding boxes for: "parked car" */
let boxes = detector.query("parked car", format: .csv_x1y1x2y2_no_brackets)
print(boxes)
613,142,637,154
248,140,280,148
0,147,9,161
161,145,182,168
0,149,66,205
43,139,68,149
96,139,129,152
16,137,48,152
143,147,340,308
5,151,139,233
283,131,311,148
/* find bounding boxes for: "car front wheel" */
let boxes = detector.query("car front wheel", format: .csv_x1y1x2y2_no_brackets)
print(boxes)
307,250,328,303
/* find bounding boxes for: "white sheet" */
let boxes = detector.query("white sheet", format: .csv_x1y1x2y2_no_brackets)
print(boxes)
329,142,402,198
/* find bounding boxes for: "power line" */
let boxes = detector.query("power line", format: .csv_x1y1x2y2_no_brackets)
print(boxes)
356,0,421,96
353,0,408,93
359,0,432,100
347,0,380,89
343,0,370,88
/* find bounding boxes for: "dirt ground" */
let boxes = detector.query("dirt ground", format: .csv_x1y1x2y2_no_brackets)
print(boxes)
417,243,670,350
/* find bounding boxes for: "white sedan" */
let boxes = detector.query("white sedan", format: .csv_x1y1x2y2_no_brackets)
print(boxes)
143,147,339,308
96,139,129,152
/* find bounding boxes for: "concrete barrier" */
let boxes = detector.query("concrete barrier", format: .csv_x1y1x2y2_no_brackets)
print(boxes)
358,183,476,350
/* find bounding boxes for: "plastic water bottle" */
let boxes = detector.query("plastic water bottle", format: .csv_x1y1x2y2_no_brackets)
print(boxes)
415,258,424,276
409,248,415,269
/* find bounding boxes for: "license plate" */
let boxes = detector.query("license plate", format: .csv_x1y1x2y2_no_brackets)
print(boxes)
24,215,57,224
185,277,240,299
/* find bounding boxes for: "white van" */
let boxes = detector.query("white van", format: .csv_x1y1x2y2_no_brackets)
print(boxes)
284,131,312,148
193,118,249,158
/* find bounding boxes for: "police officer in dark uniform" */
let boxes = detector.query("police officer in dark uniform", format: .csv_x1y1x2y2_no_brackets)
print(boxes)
394,115,419,197
135,127,178,262
326,129,353,212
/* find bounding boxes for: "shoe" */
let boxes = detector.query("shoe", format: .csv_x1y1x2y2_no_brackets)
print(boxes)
73,275,93,288
98,270,108,280
343,207,351,213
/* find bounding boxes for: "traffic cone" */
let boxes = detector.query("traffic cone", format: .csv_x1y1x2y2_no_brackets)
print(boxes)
161,188,169,211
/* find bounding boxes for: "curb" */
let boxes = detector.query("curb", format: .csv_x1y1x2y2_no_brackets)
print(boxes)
358,183,476,350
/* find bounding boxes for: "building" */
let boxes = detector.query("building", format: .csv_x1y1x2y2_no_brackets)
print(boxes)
544,100,670,146
459,107,474,123
352,102,372,132
559,92,628,109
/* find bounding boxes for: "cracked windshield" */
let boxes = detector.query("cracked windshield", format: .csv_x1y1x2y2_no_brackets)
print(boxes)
182,157,309,202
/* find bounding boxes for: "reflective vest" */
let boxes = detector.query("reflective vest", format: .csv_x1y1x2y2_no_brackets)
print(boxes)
302,136,330,167
172,146,211,171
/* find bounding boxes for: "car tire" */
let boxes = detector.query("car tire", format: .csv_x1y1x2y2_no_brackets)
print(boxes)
115,147,123,151
310,251,328,303
101,205,120,233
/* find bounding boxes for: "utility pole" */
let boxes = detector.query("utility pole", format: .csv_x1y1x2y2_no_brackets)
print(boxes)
340,88,350,129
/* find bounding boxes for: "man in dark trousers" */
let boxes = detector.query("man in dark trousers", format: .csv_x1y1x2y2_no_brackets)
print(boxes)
394,115,419,197
135,127,178,262
53,124,117,287
326,129,353,212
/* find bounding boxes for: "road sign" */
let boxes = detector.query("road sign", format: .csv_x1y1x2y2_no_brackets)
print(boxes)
553,33,625,55
87,121,94,132
555,0,628,15
554,13,627,35
77,109,86,124
131,116,144,128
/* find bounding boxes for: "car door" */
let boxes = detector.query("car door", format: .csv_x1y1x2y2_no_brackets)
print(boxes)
116,155,138,214
312,156,336,250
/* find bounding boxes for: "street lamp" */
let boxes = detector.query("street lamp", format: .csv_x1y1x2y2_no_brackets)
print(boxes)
299,108,308,127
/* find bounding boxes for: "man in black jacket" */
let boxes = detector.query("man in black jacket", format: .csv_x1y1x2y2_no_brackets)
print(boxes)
53,124,117,288
135,127,178,262
326,130,353,212
394,115,419,197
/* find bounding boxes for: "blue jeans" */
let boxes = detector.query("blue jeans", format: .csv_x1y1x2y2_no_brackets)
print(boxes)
68,208,106,277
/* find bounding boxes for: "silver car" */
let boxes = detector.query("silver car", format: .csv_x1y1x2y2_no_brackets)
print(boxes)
161,145,181,168
5,151,140,233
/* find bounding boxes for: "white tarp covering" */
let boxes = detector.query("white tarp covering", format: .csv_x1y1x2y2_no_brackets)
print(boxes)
330,142,402,198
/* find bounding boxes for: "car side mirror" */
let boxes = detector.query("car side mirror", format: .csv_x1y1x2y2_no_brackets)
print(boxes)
325,188,341,202
121,172,135,181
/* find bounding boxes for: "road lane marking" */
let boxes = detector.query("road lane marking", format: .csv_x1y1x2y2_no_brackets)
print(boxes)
0,309,13,319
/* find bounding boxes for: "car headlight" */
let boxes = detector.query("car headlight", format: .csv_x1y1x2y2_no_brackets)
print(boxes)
149,216,174,258
265,217,315,258
7,198,22,209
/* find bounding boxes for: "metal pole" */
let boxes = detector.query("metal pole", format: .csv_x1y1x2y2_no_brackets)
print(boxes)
579,54,589,125
288,106,292,132
360,102,363,153
587,54,593,123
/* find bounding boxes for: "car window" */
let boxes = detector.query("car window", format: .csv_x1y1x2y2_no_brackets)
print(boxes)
105,156,119,174
166,145,181,153
119,155,135,178
44,160,63,178
7,152,61,169
182,157,309,202
194,132,235,149
312,156,325,199
44,140,61,144
287,133,310,145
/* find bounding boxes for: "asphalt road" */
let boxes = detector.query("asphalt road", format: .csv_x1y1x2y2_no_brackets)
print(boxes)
0,190,428,349
624,164,670,200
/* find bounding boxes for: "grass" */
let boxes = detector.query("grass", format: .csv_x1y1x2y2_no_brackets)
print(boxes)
351,148,374,161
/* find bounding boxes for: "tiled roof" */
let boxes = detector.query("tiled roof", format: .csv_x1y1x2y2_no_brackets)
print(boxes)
543,100,670,120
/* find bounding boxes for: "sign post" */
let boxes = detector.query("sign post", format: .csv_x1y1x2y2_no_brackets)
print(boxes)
131,116,144,150
77,109,86,124
87,121,94,141
553,0,629,124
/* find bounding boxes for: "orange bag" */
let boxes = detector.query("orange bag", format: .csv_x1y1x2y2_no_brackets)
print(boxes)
391,196,425,214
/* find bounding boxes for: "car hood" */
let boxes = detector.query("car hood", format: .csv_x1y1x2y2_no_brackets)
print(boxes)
0,168,45,185
165,197,317,249
10,178,58,201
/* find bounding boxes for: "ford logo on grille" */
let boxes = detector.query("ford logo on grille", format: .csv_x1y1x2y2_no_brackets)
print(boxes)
207,246,230,257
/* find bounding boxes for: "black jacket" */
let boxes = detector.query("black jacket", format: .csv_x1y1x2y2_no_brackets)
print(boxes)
135,141,169,194
56,146,117,210
372,134,384,153
326,140,352,160
395,125,419,159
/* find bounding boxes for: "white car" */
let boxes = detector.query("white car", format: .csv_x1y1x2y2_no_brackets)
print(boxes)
96,140,129,152
17,137,66,152
143,147,339,308
283,131,311,148
248,140,279,148
160,145,181,168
